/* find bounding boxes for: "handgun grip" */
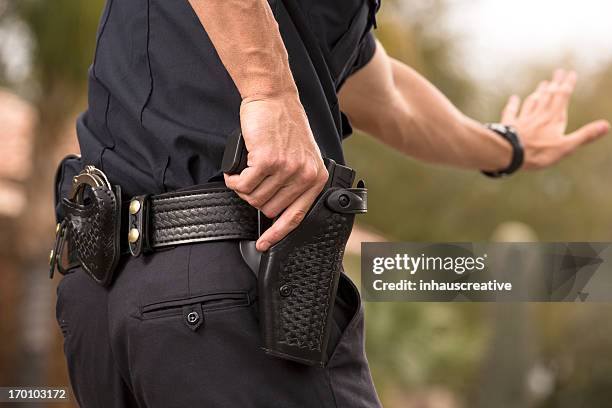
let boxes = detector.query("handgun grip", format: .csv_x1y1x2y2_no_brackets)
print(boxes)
221,128,248,175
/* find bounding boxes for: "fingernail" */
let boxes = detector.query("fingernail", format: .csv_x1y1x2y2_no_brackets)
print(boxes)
600,123,610,133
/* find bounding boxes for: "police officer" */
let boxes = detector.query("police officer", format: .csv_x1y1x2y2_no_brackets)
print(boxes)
55,0,609,406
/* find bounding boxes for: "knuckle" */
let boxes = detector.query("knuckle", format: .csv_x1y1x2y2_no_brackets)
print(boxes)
301,166,317,183
285,160,299,174
317,167,329,185
246,195,263,208
233,180,249,194
259,155,278,171
225,178,237,190
266,228,283,243
275,156,288,171
256,157,271,170
262,207,279,219
287,209,307,228
261,208,274,218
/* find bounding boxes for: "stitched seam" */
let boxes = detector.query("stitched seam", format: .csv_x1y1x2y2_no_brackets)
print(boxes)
106,286,138,399
153,231,255,244
140,0,154,124
102,90,116,150
153,209,255,222
152,191,239,202
187,245,191,296
92,0,114,80
325,368,339,408
153,220,255,231
152,203,250,213
152,234,256,247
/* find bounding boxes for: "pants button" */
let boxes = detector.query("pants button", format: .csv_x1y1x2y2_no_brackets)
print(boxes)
186,311,199,324
182,304,204,331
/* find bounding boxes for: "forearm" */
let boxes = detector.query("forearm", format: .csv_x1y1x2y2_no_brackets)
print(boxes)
341,43,511,171
188,0,298,101
190,0,328,251
384,59,511,171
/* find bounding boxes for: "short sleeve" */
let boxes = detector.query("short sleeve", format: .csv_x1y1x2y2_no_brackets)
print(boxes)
346,32,377,78
339,32,377,139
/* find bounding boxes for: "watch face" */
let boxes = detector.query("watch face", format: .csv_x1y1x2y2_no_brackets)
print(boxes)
489,123,507,133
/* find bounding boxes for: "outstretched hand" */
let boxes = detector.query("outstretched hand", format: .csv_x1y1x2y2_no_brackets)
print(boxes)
501,69,610,170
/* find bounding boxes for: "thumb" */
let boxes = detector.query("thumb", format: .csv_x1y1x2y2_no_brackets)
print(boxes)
565,120,610,150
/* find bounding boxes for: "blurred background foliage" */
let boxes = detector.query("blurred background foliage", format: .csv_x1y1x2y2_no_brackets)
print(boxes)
1,0,612,407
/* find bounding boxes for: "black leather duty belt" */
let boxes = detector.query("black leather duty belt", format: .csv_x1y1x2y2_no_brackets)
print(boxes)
125,185,260,257
50,166,262,286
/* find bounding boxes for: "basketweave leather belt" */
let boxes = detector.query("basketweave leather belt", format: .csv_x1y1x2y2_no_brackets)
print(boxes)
126,183,261,257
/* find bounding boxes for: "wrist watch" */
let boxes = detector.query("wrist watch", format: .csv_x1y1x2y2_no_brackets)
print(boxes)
482,123,524,178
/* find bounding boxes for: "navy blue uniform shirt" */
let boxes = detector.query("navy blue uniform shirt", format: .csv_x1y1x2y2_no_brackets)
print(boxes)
77,0,379,198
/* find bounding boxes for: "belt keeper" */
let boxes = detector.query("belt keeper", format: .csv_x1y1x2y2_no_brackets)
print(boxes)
128,194,151,257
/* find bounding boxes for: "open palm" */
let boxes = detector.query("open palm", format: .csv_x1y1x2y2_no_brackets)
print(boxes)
501,69,610,170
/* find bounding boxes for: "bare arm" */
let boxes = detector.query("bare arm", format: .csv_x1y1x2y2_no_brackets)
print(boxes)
189,0,328,251
339,40,610,172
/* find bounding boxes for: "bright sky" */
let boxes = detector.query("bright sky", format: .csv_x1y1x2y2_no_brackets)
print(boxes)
446,0,612,83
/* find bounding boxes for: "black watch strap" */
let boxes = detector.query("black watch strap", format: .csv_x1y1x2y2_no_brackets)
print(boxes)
482,123,524,178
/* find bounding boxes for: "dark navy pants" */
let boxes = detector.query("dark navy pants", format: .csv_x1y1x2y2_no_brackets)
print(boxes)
56,241,381,407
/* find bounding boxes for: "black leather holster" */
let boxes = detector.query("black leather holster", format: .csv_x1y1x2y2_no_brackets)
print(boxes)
257,160,367,366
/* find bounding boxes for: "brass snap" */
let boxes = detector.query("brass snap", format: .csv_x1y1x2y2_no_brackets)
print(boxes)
55,223,60,234
128,228,140,243
129,199,141,215
49,249,54,266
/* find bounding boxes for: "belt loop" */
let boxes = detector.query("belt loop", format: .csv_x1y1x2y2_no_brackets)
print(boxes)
128,195,151,256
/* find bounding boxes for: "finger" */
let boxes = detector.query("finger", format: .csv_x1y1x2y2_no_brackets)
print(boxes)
224,165,268,195
551,68,567,86
259,183,304,218
256,184,322,251
501,95,521,123
521,81,548,116
551,70,577,112
535,80,556,113
563,120,610,152
241,172,290,209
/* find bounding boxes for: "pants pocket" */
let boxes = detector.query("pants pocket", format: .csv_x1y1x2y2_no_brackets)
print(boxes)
140,291,253,331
